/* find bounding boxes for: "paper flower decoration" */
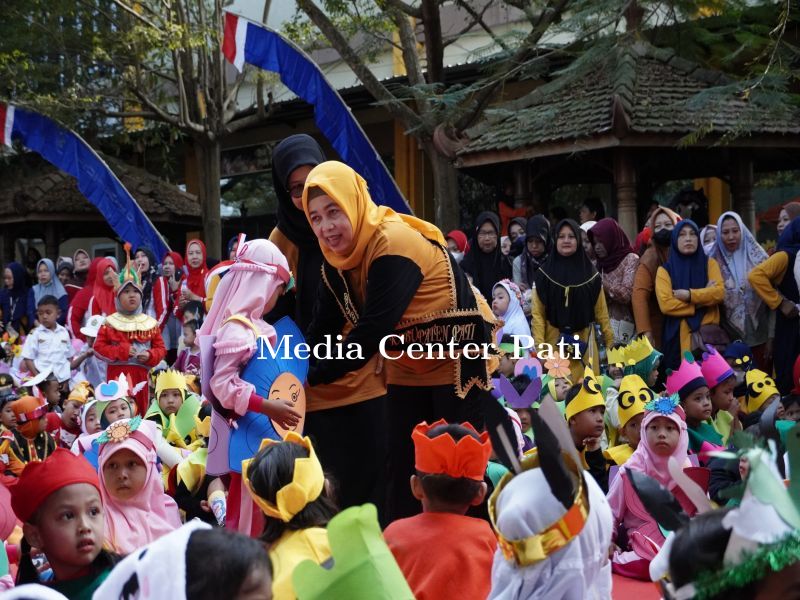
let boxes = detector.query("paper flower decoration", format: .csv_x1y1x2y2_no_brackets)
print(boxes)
544,355,571,379
97,416,142,444
645,394,681,416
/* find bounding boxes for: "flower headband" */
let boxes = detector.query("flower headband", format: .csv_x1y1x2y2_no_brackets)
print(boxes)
242,432,325,523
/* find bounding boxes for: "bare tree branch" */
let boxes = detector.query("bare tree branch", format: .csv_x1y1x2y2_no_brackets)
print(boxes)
383,0,423,19
108,0,161,30
295,0,424,131
450,0,510,52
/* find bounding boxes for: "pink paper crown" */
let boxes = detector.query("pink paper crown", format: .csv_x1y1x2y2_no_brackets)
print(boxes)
700,344,735,388
666,352,706,395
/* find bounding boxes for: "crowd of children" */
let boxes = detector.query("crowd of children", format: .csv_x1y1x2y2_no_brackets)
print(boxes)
0,195,799,599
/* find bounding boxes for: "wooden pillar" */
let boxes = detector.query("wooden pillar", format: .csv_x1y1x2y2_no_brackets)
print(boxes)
730,151,755,231
44,222,58,259
513,162,531,208
613,148,638,241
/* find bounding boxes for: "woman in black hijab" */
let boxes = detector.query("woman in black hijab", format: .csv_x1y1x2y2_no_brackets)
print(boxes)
267,134,388,517
460,211,512,299
531,219,614,381
513,214,551,291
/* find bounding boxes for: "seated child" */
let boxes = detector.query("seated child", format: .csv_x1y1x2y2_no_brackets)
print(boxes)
565,366,608,492
173,320,201,377
608,394,695,580
145,369,202,449
744,369,780,421
243,432,337,600
93,521,272,599
97,417,181,554
70,398,102,456
10,448,119,596
622,334,663,390
604,372,649,466
781,394,800,422
539,369,571,416
383,420,497,600
35,375,62,415
6,394,55,476
0,385,17,439
700,345,739,443
667,352,721,458
489,414,613,598
45,381,91,449
492,280,529,341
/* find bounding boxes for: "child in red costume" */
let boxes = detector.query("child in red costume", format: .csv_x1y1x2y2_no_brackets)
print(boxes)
383,420,497,600
94,248,166,416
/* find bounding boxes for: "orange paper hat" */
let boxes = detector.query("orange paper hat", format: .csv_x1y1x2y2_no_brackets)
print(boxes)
412,419,491,481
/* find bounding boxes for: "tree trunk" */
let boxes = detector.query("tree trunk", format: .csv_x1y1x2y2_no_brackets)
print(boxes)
424,141,459,231
194,138,222,260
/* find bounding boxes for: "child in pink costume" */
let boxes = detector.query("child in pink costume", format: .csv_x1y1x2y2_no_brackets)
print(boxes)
199,238,301,535
607,395,695,580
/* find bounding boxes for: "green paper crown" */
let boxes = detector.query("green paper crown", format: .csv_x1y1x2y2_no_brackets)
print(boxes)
292,504,414,600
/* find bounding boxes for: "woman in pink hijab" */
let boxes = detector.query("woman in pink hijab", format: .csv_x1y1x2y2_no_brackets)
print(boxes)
607,396,695,581
98,418,181,554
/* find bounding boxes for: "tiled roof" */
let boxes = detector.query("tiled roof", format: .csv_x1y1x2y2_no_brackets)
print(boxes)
457,41,800,159
0,155,200,221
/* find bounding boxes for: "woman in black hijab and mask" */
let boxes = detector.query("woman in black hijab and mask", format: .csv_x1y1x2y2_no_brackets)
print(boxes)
267,134,388,516
460,211,512,300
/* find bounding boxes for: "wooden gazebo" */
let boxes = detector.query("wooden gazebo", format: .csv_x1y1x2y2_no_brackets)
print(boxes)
454,41,800,238
0,154,201,260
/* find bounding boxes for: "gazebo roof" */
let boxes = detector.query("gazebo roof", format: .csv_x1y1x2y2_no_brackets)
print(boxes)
456,41,800,167
0,154,200,224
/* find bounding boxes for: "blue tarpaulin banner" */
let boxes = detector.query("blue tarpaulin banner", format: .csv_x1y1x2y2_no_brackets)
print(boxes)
0,102,170,257
223,12,411,214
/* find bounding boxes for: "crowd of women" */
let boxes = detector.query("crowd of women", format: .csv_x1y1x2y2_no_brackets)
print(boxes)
0,132,798,600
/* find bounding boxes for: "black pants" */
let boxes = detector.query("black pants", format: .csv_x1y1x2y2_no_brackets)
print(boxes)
384,383,485,524
304,395,388,520
774,312,800,394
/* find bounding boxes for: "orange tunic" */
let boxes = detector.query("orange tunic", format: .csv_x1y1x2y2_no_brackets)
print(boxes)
384,512,497,600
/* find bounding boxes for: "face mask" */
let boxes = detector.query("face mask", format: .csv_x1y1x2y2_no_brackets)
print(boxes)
653,229,672,247
451,251,463,262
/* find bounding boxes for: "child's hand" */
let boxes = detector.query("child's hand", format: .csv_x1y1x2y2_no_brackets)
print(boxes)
728,397,740,418
129,346,138,358
582,437,601,452
135,351,151,363
262,398,302,430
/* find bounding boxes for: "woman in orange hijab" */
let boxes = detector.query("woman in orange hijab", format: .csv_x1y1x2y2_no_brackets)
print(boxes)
302,161,498,523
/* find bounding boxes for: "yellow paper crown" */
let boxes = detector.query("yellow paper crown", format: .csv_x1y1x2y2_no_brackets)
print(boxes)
242,432,324,523
155,369,187,401
745,369,779,414
616,373,653,427
625,335,656,365
565,366,605,421
607,346,626,367
67,381,93,405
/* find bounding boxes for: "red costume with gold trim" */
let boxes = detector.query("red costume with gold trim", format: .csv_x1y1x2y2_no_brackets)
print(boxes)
93,245,166,416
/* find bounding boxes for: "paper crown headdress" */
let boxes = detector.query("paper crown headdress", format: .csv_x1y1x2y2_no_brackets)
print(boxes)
292,504,415,600
607,345,626,367
155,369,187,401
564,366,605,422
67,380,93,405
700,344,735,388
242,432,325,523
498,375,541,410
644,393,684,418
625,335,658,365
617,373,653,427
117,242,142,295
412,419,491,481
745,369,779,414
11,394,47,424
665,352,706,397
95,373,131,404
